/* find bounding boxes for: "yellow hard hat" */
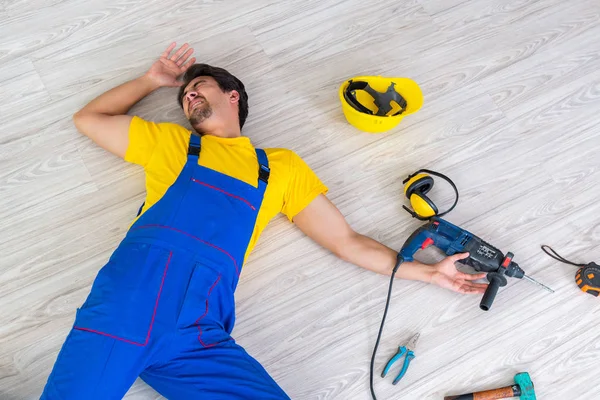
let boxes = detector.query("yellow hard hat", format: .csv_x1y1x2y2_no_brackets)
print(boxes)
339,75,423,133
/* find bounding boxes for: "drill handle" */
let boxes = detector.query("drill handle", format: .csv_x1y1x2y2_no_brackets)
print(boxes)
399,224,435,262
399,218,464,262
480,271,508,311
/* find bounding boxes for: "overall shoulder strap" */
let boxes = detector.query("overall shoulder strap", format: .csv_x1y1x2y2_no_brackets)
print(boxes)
188,134,201,157
255,148,270,186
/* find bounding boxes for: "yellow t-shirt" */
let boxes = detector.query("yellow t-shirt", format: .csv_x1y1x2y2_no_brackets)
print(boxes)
124,116,328,262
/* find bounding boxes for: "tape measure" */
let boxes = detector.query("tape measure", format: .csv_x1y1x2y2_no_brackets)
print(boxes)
542,245,600,297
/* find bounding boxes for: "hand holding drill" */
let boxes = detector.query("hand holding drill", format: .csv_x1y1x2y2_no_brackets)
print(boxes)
428,252,488,295
400,217,554,310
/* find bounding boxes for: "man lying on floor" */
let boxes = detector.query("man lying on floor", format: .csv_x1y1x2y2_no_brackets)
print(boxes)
41,42,487,399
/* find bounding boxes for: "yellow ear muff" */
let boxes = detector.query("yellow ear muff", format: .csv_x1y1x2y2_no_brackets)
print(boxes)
401,169,460,220
403,173,431,197
404,173,439,218
409,194,437,218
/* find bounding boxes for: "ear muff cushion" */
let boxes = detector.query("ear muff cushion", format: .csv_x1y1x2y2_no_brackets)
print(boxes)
410,194,438,218
404,174,434,199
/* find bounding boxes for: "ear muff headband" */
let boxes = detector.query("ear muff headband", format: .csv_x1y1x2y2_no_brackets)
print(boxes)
402,169,459,220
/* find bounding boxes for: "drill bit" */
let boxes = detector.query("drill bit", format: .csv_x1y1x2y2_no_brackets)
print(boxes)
523,274,555,293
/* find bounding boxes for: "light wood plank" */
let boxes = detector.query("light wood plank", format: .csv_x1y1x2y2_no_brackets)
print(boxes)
1,0,599,399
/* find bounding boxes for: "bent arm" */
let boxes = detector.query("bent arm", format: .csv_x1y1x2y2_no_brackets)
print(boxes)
73,42,195,158
293,195,435,282
73,76,160,158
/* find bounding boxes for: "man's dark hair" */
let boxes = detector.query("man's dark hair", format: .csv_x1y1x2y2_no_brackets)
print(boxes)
178,64,249,129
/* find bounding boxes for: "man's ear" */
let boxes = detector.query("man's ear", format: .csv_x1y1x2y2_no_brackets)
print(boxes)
229,90,240,104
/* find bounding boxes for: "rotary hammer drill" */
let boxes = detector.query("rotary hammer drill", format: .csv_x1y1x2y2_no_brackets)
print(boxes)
399,217,554,310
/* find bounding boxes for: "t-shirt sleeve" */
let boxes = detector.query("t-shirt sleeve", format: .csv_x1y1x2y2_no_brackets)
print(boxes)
281,151,329,222
124,116,172,167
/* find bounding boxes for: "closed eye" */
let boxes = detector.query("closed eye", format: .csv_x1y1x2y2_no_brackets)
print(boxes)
184,79,207,98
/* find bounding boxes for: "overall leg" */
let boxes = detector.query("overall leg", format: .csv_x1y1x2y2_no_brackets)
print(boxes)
41,242,182,399
41,328,151,400
140,340,290,400
140,259,289,400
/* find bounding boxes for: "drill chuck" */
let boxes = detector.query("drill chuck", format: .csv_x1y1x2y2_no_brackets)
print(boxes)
504,261,525,279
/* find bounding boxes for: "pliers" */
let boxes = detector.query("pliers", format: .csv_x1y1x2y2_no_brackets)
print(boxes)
381,332,420,385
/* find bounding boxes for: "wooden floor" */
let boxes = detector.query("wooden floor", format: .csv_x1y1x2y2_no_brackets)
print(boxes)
2,0,600,399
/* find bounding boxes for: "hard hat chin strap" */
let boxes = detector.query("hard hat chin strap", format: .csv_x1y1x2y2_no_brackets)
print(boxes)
344,80,408,116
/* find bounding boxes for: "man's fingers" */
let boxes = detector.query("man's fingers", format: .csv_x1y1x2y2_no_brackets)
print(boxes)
461,272,487,281
181,57,196,71
177,48,194,66
472,283,489,290
452,252,470,261
170,43,189,62
162,42,177,58
467,283,488,291
459,283,488,294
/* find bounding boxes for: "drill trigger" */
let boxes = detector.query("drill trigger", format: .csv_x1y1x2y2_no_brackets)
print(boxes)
421,238,434,250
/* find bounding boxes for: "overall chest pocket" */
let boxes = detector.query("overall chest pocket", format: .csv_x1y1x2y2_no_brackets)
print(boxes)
74,242,172,346
176,262,236,348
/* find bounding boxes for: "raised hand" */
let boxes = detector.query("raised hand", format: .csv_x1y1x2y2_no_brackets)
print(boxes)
430,253,489,294
145,42,196,88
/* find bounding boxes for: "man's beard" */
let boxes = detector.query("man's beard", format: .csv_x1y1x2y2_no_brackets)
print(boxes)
189,102,213,133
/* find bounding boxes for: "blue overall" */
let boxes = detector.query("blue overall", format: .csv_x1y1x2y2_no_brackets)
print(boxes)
41,135,290,399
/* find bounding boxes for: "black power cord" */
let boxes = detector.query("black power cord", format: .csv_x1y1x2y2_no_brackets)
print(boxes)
370,254,405,400
541,245,586,267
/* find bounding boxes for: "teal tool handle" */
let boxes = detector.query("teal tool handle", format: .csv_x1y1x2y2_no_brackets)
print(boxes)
392,351,415,385
381,347,406,378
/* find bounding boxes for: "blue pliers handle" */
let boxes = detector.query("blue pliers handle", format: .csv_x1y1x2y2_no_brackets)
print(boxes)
381,346,415,385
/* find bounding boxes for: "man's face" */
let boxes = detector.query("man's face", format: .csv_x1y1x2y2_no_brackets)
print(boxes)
181,76,238,133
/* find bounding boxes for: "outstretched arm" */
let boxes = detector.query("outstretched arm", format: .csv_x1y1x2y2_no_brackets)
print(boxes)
293,195,488,294
73,42,195,157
